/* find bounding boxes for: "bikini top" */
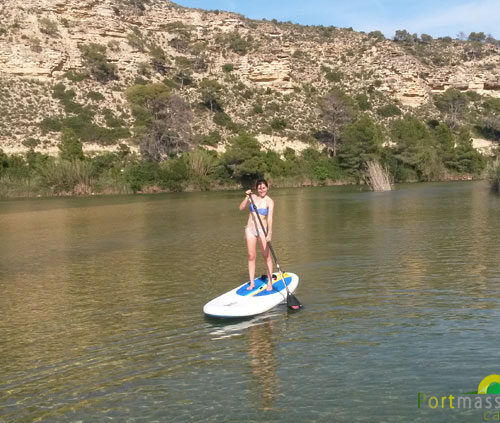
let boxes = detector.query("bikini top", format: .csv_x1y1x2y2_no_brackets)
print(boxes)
249,202,269,216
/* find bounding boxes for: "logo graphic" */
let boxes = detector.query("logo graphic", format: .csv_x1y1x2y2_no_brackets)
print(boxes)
478,375,500,395
418,374,500,411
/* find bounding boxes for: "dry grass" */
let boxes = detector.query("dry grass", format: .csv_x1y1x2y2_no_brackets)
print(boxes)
365,160,392,191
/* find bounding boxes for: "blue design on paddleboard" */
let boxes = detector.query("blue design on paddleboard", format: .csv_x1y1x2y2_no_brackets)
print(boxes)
236,275,292,297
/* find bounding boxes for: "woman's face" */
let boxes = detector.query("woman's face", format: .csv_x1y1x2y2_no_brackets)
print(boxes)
257,183,268,197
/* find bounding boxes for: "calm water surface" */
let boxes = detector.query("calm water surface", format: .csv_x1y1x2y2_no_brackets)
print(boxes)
1,181,499,422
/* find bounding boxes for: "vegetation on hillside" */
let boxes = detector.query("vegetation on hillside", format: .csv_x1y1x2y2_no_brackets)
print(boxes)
1,1,500,197
0,96,493,197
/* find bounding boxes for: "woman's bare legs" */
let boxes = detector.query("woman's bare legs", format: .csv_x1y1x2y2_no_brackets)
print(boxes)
257,232,274,291
245,228,258,289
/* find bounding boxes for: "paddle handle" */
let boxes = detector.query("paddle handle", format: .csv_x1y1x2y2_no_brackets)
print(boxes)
246,192,291,296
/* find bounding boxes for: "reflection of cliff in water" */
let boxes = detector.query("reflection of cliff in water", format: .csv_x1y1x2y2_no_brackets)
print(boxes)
247,318,280,410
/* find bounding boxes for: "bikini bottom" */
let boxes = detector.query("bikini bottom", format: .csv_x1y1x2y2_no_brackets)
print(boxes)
245,226,266,238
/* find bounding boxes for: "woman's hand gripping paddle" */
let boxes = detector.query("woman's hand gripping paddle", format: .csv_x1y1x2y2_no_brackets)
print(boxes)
247,192,302,310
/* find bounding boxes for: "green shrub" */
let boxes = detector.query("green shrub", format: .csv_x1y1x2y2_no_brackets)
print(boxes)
163,20,189,31
262,151,289,178
301,148,344,182
87,91,105,102
118,0,150,12
174,55,192,70
223,132,266,180
200,78,224,112
454,128,486,174
292,49,307,59
62,99,86,115
40,117,63,133
173,71,193,87
89,152,121,177
149,44,166,60
22,137,41,148
368,30,385,41
107,40,121,52
270,118,287,131
186,149,220,189
468,32,486,42
124,160,159,192
241,89,254,99
79,43,118,82
200,131,221,146
90,126,131,145
125,83,170,107
338,115,384,180
127,32,146,51
40,159,93,194
465,91,482,102
26,150,51,172
222,63,234,73
39,18,58,36
169,37,190,53
52,83,74,100
138,61,151,77
134,76,149,85
190,42,207,56
213,111,238,131
102,108,126,128
283,147,296,161
324,69,343,82
377,104,401,117
252,103,263,114
63,70,88,82
150,45,168,75
433,88,469,128
228,31,252,55
0,154,30,179
266,101,280,113
394,29,416,43
483,98,500,113
389,116,446,181
61,114,91,134
59,129,84,161
158,158,189,191
162,78,180,90
355,94,371,111
130,104,152,127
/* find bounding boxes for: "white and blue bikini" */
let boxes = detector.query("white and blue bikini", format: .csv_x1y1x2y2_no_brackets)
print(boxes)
246,198,269,237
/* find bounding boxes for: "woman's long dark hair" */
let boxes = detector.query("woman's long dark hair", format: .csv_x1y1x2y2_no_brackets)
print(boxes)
255,179,268,188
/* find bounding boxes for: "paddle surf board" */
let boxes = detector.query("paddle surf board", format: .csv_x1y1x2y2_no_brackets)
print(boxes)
203,272,299,318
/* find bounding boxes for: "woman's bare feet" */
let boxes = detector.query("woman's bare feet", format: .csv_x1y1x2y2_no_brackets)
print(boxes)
266,283,273,291
247,283,255,290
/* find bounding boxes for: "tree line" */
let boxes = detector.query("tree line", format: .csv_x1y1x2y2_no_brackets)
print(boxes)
1,76,499,197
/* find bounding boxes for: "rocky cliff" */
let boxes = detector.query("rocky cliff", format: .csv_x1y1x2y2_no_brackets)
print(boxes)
0,0,499,155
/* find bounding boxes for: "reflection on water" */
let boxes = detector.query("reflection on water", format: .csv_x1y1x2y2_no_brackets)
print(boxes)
1,182,500,422
247,318,280,411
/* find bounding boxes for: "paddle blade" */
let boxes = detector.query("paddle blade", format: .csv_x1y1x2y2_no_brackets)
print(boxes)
287,293,302,310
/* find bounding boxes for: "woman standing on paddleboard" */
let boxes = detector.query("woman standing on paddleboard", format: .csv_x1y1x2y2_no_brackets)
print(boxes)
239,179,274,291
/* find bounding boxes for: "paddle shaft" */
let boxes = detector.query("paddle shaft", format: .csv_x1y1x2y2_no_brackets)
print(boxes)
247,193,291,296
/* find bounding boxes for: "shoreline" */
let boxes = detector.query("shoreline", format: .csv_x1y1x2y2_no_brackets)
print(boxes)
0,175,486,201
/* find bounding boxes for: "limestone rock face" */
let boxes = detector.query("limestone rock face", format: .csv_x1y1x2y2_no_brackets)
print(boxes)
0,0,499,154
246,55,292,89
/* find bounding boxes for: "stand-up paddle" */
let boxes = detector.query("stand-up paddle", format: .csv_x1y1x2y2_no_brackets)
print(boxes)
203,190,302,318
246,192,302,311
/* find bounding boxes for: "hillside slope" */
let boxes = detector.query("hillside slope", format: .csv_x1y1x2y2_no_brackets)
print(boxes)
1,0,499,155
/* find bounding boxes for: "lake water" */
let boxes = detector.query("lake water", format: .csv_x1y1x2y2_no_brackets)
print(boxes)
1,181,499,422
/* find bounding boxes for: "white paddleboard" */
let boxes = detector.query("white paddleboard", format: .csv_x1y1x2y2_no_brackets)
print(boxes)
203,272,299,318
